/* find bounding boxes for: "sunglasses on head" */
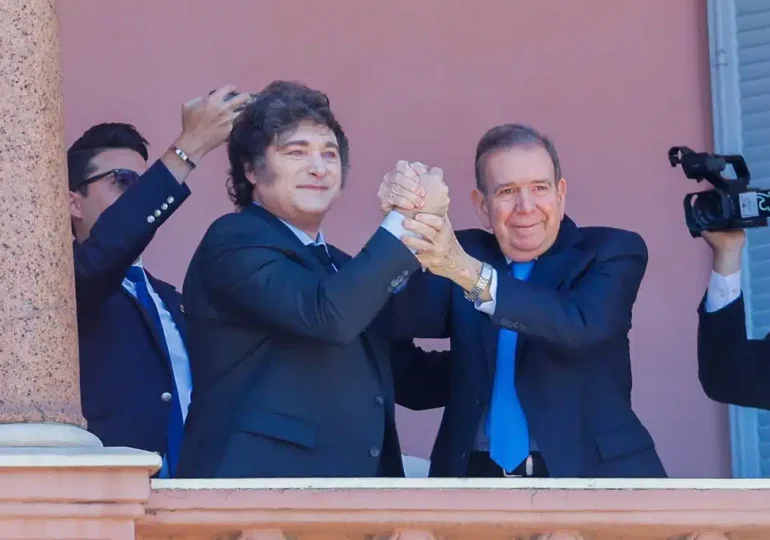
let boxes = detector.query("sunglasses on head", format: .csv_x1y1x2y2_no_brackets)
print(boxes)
78,168,140,190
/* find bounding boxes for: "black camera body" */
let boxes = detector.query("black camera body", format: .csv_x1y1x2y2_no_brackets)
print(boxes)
668,146,770,237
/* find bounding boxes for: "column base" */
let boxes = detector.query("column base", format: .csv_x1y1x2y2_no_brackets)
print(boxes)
0,446,161,540
0,422,102,447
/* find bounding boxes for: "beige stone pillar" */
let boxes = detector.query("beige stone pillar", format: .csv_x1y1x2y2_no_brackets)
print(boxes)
0,4,160,538
0,0,98,446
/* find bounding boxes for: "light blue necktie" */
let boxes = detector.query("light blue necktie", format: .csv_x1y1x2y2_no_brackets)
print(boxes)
488,260,534,472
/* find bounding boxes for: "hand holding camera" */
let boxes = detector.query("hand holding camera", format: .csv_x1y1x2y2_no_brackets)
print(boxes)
669,145,767,237
669,146,756,275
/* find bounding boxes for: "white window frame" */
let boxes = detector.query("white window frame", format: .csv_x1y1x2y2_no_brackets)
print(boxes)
707,0,763,478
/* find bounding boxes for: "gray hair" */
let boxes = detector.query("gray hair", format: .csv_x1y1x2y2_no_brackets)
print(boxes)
474,123,561,192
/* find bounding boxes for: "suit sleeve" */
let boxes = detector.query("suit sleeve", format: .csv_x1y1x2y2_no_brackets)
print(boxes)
390,340,450,411
698,294,770,410
490,231,648,352
72,160,191,315
386,269,454,340
201,225,420,345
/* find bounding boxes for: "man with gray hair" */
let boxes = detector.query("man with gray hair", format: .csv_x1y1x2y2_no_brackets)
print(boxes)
379,123,666,478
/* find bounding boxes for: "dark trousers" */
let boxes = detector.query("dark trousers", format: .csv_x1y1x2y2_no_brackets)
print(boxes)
467,451,549,478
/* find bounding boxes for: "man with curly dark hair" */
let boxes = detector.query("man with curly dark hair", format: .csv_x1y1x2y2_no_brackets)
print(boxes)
177,80,449,478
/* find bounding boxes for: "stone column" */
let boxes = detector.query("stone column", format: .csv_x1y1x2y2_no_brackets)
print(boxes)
0,4,159,537
0,0,99,446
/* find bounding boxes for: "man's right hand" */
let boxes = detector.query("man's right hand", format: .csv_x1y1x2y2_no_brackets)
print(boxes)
174,85,252,164
702,229,745,276
378,160,449,218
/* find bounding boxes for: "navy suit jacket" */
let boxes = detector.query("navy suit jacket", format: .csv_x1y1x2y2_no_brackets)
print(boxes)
698,294,770,410
390,216,667,478
176,204,448,478
74,160,191,456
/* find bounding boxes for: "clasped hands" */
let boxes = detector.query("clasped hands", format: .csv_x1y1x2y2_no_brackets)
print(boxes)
378,160,474,281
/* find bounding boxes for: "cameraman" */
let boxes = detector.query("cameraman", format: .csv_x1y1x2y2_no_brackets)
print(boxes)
698,229,770,410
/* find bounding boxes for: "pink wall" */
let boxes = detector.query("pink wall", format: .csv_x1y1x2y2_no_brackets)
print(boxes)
57,0,726,477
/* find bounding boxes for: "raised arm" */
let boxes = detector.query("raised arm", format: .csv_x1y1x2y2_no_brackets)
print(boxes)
73,161,190,313
73,85,251,315
400,215,648,354
390,340,450,411
698,295,770,410
485,231,647,351
385,268,453,340
201,223,420,345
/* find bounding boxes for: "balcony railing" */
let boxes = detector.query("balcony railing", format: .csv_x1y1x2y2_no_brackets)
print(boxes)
137,477,770,539
2,448,770,539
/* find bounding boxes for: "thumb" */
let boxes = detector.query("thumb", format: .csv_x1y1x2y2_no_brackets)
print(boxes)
184,96,203,108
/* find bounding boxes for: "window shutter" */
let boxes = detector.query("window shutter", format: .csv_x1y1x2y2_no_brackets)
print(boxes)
708,0,770,477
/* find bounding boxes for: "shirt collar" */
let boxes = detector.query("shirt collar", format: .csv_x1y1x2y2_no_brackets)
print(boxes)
505,256,536,266
252,201,326,247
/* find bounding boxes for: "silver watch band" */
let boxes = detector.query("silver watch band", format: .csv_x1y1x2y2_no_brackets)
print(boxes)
464,262,492,302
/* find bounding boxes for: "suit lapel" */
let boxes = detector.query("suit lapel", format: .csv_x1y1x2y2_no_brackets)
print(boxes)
527,236,585,291
479,216,585,380
121,281,172,372
147,273,188,348
326,245,348,271
243,204,329,276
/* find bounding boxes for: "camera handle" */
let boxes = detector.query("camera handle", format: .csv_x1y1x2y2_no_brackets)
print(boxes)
668,146,751,191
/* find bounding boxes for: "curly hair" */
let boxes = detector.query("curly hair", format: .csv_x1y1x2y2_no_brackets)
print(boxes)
226,80,350,209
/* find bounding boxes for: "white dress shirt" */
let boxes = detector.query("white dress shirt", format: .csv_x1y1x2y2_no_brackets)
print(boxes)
705,270,742,312
275,212,332,249
121,259,192,421
476,269,501,315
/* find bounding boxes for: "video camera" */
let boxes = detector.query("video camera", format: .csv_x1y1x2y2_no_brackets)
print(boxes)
668,146,769,237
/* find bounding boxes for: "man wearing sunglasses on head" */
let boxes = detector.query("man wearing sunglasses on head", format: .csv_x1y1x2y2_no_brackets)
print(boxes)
67,85,250,478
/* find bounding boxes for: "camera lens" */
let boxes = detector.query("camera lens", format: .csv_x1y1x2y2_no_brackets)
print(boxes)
691,191,731,229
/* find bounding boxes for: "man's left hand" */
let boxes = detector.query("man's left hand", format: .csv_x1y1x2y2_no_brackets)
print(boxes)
402,214,485,293
378,162,449,218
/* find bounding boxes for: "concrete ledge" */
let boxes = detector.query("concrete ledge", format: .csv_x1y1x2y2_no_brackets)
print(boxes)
0,446,160,469
1,451,768,540
0,423,102,448
139,478,770,539
0,447,159,540
150,476,770,491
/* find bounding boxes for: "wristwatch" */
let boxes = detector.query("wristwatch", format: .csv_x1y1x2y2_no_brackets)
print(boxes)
464,262,493,302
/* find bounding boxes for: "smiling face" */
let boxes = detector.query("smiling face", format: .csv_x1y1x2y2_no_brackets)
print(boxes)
472,144,566,262
248,120,343,235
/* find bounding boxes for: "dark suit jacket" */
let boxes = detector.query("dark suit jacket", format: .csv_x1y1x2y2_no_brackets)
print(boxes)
698,294,770,410
390,216,667,478
75,160,191,456
176,204,435,478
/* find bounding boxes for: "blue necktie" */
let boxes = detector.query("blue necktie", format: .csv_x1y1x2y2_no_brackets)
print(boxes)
488,260,534,472
125,265,184,478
